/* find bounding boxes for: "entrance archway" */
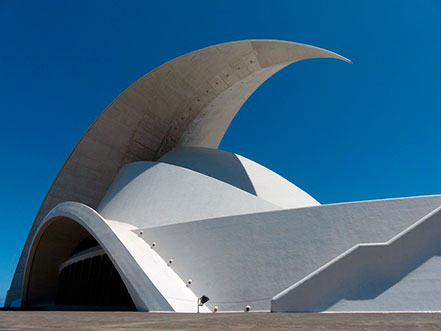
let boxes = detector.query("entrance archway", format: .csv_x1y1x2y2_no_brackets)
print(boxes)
23,217,135,310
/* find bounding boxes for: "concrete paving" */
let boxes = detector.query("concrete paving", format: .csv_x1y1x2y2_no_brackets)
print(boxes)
1,312,441,330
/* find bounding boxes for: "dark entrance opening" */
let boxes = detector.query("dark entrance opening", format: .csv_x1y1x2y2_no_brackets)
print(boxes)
55,236,135,310
24,219,137,311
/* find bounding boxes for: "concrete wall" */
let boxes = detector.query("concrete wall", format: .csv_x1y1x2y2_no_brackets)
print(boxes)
97,160,280,228
137,195,441,311
159,147,319,209
271,206,441,312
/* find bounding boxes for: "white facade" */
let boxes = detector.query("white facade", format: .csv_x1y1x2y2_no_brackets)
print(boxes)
7,40,441,313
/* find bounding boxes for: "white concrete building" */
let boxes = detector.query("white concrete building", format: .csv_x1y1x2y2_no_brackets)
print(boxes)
6,40,441,313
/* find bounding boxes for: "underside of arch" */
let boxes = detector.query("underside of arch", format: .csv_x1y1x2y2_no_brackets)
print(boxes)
24,219,135,309
22,202,173,311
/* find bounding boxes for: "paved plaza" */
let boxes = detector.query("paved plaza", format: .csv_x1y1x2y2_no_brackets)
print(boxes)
1,312,441,330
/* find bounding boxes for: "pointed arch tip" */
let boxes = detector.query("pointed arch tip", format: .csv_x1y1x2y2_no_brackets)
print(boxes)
171,39,352,67
339,55,353,64
242,39,352,65
285,39,351,64
273,39,352,64
329,52,352,64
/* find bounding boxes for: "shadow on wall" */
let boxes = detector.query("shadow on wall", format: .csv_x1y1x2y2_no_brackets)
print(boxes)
272,206,441,312
97,148,258,212
158,147,257,195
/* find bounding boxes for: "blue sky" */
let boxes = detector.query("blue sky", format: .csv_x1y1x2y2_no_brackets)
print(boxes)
1,1,441,305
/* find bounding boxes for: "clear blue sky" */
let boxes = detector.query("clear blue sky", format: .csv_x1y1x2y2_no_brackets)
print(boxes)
1,1,441,305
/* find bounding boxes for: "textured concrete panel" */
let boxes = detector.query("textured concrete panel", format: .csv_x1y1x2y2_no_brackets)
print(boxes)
138,195,441,311
272,205,441,312
330,256,441,311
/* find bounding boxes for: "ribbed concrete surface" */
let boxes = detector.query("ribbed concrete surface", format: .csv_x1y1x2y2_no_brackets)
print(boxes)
1,312,441,330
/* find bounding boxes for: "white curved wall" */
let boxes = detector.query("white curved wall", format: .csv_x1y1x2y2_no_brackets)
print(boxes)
137,195,441,311
235,154,319,209
97,160,281,228
159,147,319,209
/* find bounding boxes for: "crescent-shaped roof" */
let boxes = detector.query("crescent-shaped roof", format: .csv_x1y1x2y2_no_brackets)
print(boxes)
35,40,349,225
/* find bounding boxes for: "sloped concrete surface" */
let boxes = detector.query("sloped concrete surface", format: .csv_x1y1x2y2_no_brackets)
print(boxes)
159,147,319,209
138,195,441,311
272,205,441,312
97,160,281,228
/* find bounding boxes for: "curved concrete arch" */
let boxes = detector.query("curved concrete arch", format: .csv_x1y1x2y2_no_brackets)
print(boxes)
22,201,173,311
7,40,350,307
37,40,350,227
